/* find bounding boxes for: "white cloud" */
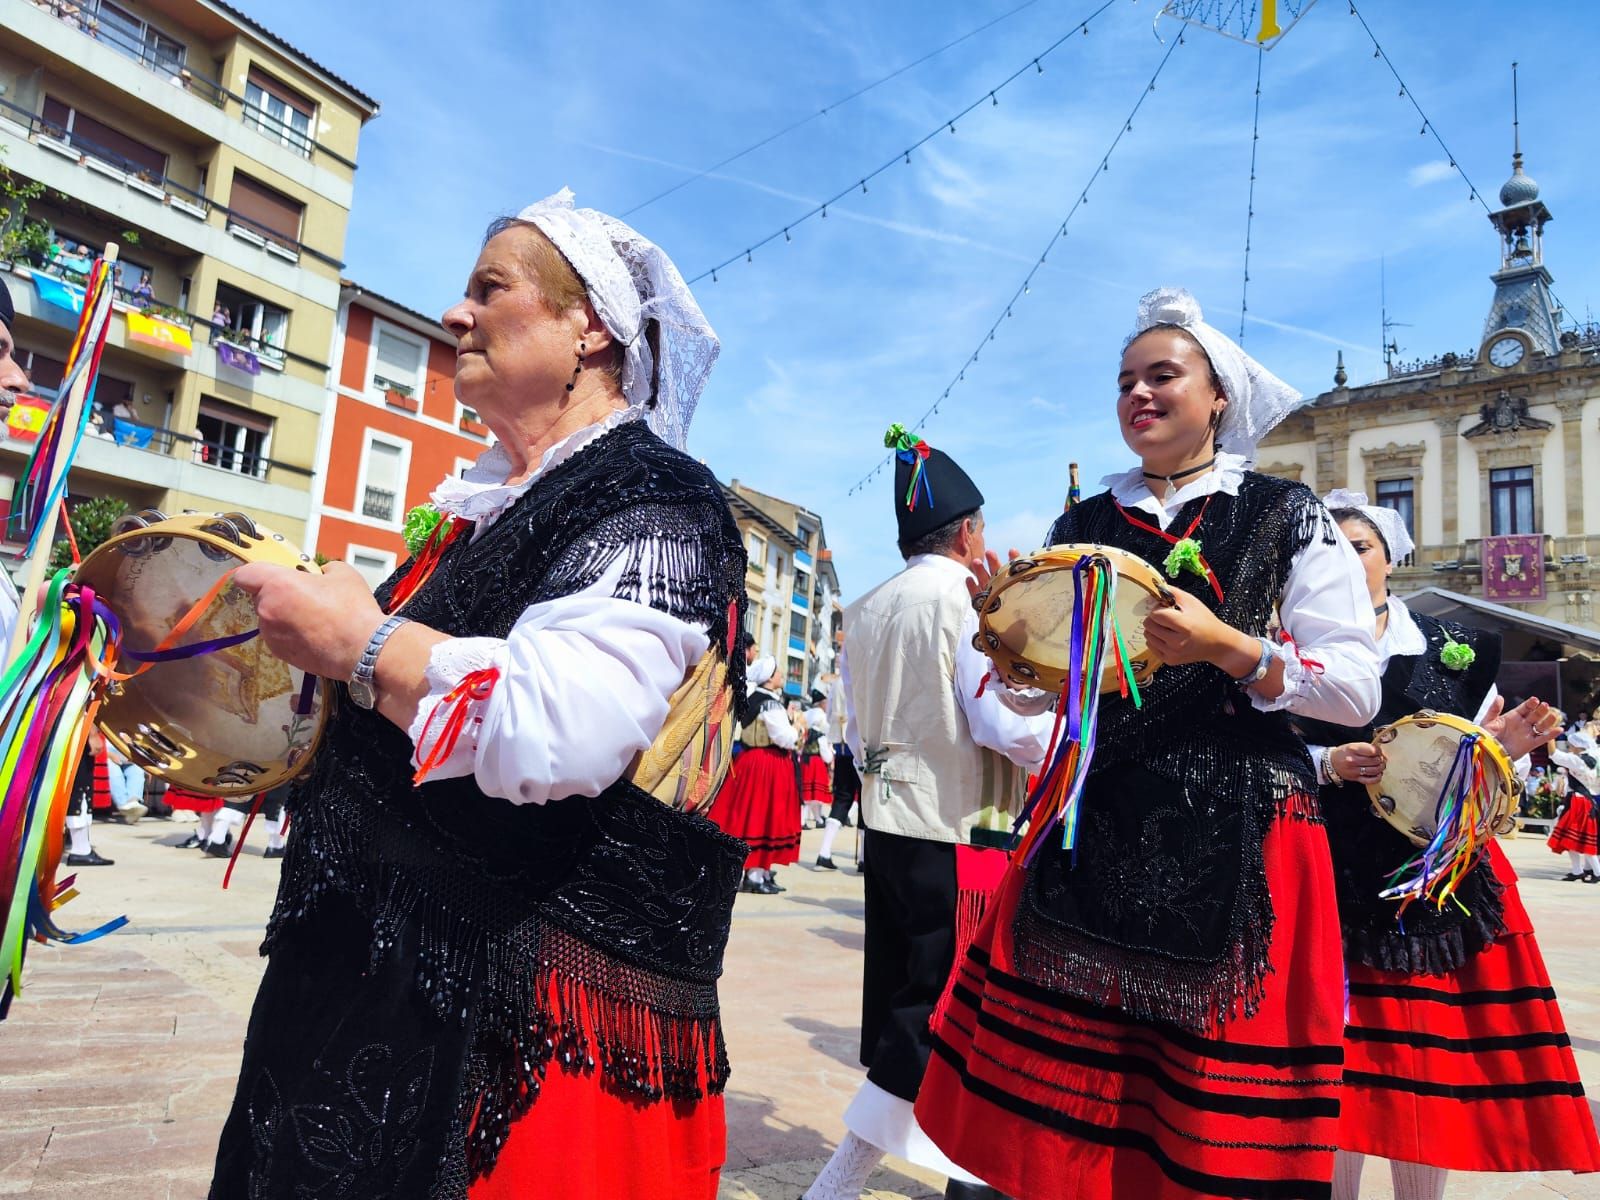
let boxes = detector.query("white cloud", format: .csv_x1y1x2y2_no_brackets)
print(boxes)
1408,160,1459,187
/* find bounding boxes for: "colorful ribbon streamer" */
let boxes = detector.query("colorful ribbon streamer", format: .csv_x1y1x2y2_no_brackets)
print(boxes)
883,423,935,513
1378,733,1494,919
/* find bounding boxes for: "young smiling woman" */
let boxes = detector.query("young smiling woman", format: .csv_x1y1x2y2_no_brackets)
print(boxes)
916,287,1384,1200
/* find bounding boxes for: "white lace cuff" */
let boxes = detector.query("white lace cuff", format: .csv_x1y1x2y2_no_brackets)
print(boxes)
407,636,507,778
1249,642,1314,714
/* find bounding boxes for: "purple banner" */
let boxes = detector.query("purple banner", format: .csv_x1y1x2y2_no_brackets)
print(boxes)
216,341,261,375
1482,534,1546,602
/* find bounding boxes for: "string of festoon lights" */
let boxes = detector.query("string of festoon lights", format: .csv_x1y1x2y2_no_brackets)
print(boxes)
1237,46,1264,343
846,30,1186,497
686,0,1122,286
623,0,1078,217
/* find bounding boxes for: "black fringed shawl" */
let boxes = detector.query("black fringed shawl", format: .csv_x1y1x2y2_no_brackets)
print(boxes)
1299,613,1505,976
253,421,749,1194
1012,473,1335,1032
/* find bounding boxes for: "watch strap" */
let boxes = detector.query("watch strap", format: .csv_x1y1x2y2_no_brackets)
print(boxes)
352,614,410,693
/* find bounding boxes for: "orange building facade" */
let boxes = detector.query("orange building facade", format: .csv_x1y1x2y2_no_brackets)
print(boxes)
308,282,489,584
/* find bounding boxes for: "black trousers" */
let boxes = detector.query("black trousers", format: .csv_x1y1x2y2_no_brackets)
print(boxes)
830,744,861,823
859,827,957,1102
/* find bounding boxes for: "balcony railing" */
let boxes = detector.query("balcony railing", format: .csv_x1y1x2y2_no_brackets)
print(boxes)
0,411,313,481
25,0,358,169
1393,534,1600,578
0,95,345,270
362,486,396,522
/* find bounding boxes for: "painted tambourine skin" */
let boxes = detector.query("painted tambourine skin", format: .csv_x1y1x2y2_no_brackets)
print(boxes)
73,510,326,797
1367,710,1519,847
972,543,1176,695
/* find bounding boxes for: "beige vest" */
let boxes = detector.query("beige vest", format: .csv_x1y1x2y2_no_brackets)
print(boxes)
845,559,1026,844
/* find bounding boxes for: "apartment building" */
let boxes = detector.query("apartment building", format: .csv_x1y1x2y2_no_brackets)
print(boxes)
0,0,377,551
308,281,487,586
724,480,842,699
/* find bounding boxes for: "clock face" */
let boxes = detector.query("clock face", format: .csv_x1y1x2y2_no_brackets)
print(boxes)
1488,336,1526,368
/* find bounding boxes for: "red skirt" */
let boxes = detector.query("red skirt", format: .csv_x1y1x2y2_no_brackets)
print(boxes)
165,786,224,814
709,746,799,870
916,813,1345,1200
1339,842,1600,1172
1547,793,1598,855
800,755,831,806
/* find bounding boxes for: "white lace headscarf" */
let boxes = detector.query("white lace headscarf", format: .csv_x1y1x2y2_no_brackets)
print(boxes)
1322,489,1415,562
514,188,719,450
1128,287,1304,459
748,655,777,696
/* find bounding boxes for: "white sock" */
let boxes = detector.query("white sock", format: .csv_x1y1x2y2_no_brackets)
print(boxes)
1333,1150,1365,1200
819,817,842,860
1389,1160,1446,1200
1586,854,1600,874
265,813,287,850
196,810,216,842
746,868,765,886
804,1131,885,1200
66,814,93,857
209,808,243,845
1569,851,1584,872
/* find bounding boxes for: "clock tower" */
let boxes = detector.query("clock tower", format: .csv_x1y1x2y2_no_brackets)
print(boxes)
1481,72,1561,364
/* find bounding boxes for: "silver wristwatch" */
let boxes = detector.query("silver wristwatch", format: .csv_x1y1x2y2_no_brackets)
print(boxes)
348,614,410,710
1233,636,1273,685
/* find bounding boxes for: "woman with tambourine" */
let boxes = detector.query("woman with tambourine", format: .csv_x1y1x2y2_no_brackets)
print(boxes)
1299,494,1600,1196
916,288,1384,1200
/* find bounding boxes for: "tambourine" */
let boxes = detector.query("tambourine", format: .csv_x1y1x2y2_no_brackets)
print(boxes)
1368,710,1519,847
73,509,327,796
972,543,1176,694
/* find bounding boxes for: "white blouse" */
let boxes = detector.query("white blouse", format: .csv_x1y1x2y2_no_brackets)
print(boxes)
404,409,712,805
747,690,799,751
1098,453,1381,726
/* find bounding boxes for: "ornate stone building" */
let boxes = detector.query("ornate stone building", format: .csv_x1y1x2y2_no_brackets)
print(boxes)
1257,144,1600,633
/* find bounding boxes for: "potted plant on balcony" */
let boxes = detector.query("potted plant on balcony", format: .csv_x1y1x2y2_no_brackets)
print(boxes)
458,407,489,437
383,382,420,414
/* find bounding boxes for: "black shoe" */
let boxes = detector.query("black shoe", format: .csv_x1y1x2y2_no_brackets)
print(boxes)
65,850,114,867
768,873,787,893
739,877,767,894
176,833,202,849
203,835,234,859
262,845,286,859
1586,871,1598,883
816,855,837,870
1562,873,1583,881
756,879,781,894
945,1182,1011,1199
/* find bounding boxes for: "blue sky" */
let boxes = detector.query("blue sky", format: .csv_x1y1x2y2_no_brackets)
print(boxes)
268,0,1597,597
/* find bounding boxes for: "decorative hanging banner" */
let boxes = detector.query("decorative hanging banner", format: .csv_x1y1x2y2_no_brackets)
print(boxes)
31,274,85,314
1158,0,1319,48
215,341,261,375
5,396,52,445
1482,534,1546,602
125,311,193,355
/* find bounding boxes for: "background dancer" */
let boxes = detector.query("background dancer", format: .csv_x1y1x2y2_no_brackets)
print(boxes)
917,288,1382,1200
804,427,1051,1200
210,190,747,1199
1302,493,1600,1198
716,655,802,893
1549,729,1600,880
800,689,834,830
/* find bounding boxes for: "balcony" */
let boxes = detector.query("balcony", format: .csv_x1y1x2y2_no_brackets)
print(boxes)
1393,535,1600,587
17,0,359,175
362,486,397,522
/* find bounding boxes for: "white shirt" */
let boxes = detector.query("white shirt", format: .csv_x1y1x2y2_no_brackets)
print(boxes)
840,554,1055,774
405,409,711,805
1098,452,1381,726
804,705,835,764
1306,595,1530,784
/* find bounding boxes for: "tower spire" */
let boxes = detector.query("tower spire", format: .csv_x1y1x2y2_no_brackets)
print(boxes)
1512,61,1521,166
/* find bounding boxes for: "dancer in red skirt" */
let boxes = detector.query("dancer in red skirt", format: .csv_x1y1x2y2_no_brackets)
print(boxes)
165,784,224,849
1302,494,1600,1200
800,689,834,830
714,656,801,893
916,288,1384,1200
1548,731,1600,880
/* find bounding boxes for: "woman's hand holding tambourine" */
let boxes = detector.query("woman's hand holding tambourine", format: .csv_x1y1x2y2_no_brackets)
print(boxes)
232,560,387,682
1330,742,1387,784
1142,588,1252,669
1481,694,1564,760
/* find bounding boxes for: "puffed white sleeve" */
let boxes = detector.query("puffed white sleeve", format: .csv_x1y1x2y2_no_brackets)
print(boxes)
1251,521,1382,726
760,700,799,751
406,554,710,804
955,610,1055,771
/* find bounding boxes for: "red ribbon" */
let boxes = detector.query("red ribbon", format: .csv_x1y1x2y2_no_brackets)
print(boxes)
1114,497,1225,604
412,667,501,785
386,516,469,614
1279,632,1325,676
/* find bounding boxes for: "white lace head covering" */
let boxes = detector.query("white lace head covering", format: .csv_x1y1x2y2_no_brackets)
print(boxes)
513,188,719,450
748,655,777,695
1321,488,1415,562
1128,287,1303,459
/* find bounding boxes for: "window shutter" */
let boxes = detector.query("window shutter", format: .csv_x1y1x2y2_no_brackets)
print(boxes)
227,172,303,244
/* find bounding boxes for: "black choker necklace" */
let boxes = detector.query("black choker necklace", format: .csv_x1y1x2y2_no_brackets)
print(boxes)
1374,602,1390,617
1142,455,1218,488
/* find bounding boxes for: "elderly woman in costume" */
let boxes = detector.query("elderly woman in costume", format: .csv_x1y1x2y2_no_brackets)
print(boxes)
1299,494,1599,1200
915,289,1383,1200
211,192,748,1199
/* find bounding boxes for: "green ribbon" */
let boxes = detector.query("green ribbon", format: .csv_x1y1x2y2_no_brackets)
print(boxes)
1440,633,1476,671
402,503,444,557
1162,536,1206,582
883,422,915,452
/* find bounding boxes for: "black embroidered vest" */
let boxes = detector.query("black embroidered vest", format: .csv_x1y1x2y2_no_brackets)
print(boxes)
1299,613,1505,975
265,422,750,1185
1012,473,1335,1031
